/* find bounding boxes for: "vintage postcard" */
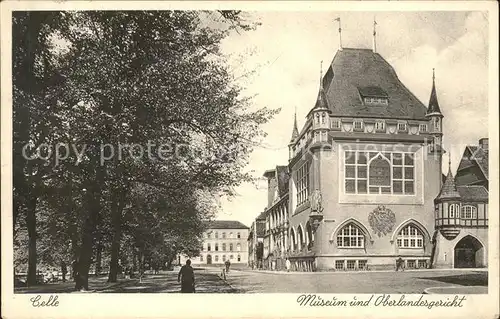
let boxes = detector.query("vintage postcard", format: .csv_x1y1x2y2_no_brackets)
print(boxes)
1,1,498,318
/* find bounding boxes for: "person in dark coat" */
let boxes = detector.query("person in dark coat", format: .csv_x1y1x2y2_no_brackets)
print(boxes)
61,261,67,282
178,260,195,293
396,257,405,271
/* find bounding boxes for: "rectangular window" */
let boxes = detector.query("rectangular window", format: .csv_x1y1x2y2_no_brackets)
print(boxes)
398,122,407,132
418,260,427,269
419,124,428,132
222,243,226,251
364,97,388,105
237,232,241,239
358,260,368,270
407,260,416,269
200,255,204,261
222,255,226,261
296,162,310,206
347,260,356,270
335,260,345,270
353,120,364,131
207,244,211,251
375,121,385,132
215,243,219,251
332,120,341,130
344,151,415,195
229,243,233,251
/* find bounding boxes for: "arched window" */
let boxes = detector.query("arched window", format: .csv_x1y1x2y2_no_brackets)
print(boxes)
222,232,226,239
237,255,241,262
369,154,391,194
222,255,226,261
461,205,477,219
306,221,314,249
207,243,211,251
236,244,241,252
229,243,233,251
200,255,204,261
222,243,226,251
336,224,364,248
449,204,460,218
297,226,305,250
215,255,219,262
229,232,233,238
215,232,219,239
237,232,241,238
230,255,234,260
215,243,219,251
397,224,423,248
290,228,297,251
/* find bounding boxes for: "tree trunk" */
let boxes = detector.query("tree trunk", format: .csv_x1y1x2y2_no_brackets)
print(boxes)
107,188,127,283
26,197,38,286
75,178,102,291
95,243,102,277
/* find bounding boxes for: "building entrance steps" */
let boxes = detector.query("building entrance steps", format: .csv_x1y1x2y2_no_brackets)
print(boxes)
229,268,488,275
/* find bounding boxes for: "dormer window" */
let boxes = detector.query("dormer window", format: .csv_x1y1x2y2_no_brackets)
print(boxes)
419,124,428,132
375,121,385,132
398,122,407,132
353,120,364,131
358,86,389,106
364,97,388,105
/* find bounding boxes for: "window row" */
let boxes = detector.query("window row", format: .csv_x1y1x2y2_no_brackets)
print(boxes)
200,254,241,262
296,162,310,206
204,243,242,252
205,232,242,239
448,204,478,219
335,224,424,249
331,120,428,133
344,151,415,195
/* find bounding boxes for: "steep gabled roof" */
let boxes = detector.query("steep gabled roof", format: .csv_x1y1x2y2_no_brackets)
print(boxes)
322,48,428,119
457,186,488,201
467,146,489,180
207,220,248,229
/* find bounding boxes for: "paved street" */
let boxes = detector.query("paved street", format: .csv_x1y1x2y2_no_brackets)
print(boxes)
221,269,488,294
15,268,487,294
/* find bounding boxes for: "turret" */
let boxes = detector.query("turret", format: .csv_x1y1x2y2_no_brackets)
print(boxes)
307,61,331,147
288,111,299,159
426,69,444,153
434,157,461,240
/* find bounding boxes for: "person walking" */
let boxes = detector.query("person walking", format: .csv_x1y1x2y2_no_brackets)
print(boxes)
224,260,231,274
395,256,405,271
61,262,67,282
285,258,291,272
178,260,195,293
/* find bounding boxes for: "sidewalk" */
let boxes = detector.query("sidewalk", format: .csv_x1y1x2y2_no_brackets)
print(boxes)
15,276,136,294
230,267,488,275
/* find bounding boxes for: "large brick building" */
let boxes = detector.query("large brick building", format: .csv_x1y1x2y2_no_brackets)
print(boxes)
251,44,488,272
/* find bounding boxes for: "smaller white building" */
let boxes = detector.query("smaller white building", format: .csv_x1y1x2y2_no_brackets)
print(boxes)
179,220,249,266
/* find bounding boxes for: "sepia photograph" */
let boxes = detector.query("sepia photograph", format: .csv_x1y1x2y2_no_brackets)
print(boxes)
1,1,499,318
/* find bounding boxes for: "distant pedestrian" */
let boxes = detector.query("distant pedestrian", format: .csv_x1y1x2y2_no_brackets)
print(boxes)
61,262,67,282
285,258,291,272
396,257,405,271
225,260,231,273
178,260,195,293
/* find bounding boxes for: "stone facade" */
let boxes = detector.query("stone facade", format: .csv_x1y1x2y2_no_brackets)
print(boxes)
180,221,249,266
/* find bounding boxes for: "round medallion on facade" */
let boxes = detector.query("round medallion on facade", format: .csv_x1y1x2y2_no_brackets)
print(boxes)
409,126,418,135
368,205,396,237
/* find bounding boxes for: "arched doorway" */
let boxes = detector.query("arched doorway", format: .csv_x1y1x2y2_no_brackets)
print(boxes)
206,254,212,265
454,235,484,268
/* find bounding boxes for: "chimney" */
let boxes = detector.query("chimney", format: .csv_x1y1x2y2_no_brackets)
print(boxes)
479,138,488,151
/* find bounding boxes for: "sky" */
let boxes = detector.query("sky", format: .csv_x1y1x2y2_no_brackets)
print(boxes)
214,11,489,227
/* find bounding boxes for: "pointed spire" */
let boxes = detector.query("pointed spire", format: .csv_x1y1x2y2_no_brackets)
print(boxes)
334,17,342,50
290,108,299,143
427,68,442,115
437,155,461,200
373,17,377,53
313,60,328,110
